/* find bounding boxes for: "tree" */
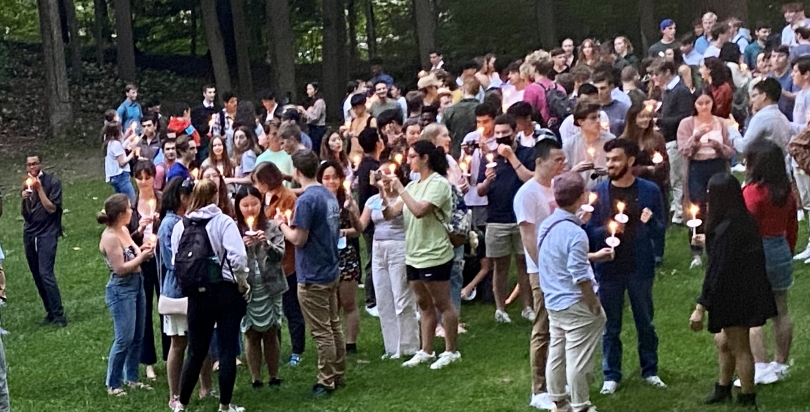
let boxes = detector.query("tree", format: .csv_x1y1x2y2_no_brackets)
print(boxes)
114,0,136,81
266,0,296,102
322,0,342,120
200,0,233,93
638,0,655,52
346,0,358,65
412,0,436,69
93,0,108,65
190,6,198,55
230,0,254,98
364,0,377,58
707,0,747,22
61,0,82,81
37,0,73,138
535,0,556,50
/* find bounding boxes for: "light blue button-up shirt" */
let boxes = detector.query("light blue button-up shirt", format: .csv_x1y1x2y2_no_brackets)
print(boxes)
537,208,598,312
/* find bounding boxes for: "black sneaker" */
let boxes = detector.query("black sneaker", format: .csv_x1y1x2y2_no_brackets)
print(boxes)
345,343,357,354
252,380,264,389
51,317,67,328
40,316,54,326
268,378,282,387
309,383,332,399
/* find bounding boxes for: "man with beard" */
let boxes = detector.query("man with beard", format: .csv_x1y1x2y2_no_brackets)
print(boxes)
583,138,666,395
476,114,536,324
155,138,177,191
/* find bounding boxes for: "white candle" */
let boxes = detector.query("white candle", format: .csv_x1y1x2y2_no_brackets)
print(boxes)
148,198,156,216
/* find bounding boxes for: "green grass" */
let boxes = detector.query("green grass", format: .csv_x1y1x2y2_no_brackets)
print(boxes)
0,177,809,411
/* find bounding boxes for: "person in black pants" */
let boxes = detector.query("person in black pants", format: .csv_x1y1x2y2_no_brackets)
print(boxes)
172,179,249,412
21,154,66,327
282,274,306,365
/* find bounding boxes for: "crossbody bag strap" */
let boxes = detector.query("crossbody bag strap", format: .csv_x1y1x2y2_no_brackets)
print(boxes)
537,218,578,252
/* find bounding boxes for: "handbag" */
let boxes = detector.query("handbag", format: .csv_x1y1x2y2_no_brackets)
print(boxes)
789,127,810,175
158,295,188,315
433,175,472,248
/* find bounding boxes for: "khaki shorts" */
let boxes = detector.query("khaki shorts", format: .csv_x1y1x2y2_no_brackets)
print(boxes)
485,223,524,258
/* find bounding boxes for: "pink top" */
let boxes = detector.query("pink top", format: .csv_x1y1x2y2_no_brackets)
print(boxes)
523,78,565,123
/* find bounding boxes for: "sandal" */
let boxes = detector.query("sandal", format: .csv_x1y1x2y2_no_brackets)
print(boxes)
146,366,157,381
107,387,127,397
125,381,154,390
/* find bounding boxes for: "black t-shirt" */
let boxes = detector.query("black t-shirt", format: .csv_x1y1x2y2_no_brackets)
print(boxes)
22,173,63,238
608,180,639,269
477,145,536,224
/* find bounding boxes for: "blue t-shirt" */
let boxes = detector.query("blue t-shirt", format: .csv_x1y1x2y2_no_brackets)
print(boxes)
477,145,536,223
292,185,341,284
166,162,191,182
770,70,799,121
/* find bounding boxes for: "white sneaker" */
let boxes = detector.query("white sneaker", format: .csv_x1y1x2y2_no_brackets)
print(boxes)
522,307,537,322
733,363,779,387
672,214,683,225
644,376,667,388
529,392,555,410
429,351,461,369
731,163,747,173
402,350,435,367
798,210,806,222
495,309,512,323
365,306,379,318
381,352,401,360
172,405,186,412
690,256,702,269
600,381,618,394
220,405,245,412
770,362,789,381
794,247,810,261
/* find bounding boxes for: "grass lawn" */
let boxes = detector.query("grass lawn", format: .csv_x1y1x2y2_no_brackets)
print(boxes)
0,177,808,412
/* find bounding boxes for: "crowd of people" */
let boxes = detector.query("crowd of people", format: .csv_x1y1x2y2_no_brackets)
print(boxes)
6,4,810,412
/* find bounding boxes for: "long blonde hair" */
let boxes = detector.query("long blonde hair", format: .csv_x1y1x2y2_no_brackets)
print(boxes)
187,179,218,212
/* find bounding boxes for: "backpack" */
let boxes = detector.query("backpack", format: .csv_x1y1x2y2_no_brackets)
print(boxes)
174,217,228,295
789,128,810,175
540,83,574,127
434,176,472,248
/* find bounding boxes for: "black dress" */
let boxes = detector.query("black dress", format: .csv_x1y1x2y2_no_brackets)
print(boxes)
700,215,778,334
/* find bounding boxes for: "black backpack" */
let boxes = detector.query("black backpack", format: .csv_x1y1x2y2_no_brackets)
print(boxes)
174,217,228,295
540,83,573,125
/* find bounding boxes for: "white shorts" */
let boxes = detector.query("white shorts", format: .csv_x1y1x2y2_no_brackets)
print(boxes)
163,314,188,337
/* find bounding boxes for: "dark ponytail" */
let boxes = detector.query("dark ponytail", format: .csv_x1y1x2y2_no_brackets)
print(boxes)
98,193,131,226
411,140,448,176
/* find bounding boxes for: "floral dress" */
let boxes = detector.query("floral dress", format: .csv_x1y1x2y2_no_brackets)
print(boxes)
338,209,361,282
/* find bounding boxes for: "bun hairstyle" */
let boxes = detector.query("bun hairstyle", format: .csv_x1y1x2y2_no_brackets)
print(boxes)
97,194,131,226
411,140,448,176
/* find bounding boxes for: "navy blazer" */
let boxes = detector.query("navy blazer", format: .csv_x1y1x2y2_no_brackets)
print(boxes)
584,177,666,280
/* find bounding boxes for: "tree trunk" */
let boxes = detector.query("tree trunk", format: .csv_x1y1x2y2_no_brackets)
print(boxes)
346,0,357,66
322,0,342,121
230,0,254,98
114,0,136,81
190,6,198,56
266,0,296,103
412,0,436,69
93,0,108,65
61,0,82,81
707,0,747,22
337,0,348,83
37,0,73,138
201,0,233,93
638,0,655,53
364,0,377,58
534,0,556,50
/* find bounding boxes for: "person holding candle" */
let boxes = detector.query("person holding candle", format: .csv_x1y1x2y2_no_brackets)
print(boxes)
476,114,537,324
355,128,386,315
320,129,354,183
537,171,612,412
343,93,377,160
127,160,166,380
201,166,236,218
677,89,735,269
316,161,364,353
273,150,344,397
689,173,778,409
513,138,566,410
234,186,287,389
739,140,796,386
171,179,250,412
381,141,460,369
563,101,616,191
201,136,235,180
103,122,137,205
583,138,667,394
251,162,306,366
21,154,67,327
98,193,155,397
166,134,198,182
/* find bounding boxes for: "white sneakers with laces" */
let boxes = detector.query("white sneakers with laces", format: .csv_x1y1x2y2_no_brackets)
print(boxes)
522,307,537,322
495,309,512,323
600,381,618,394
529,392,554,410
689,256,702,269
644,376,667,388
220,405,245,412
429,351,461,369
734,362,788,387
793,247,810,261
402,350,436,367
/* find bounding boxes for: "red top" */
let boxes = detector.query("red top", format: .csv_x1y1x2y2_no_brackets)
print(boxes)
710,82,733,119
742,183,798,253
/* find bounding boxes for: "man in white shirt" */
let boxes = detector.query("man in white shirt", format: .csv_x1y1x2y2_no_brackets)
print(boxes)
342,80,366,123
514,138,566,411
680,34,704,66
782,2,810,46
704,22,733,59
560,84,609,146
429,51,445,70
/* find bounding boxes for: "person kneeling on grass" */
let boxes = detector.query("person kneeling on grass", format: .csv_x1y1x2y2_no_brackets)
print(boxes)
689,172,778,409
537,172,612,412
234,186,287,388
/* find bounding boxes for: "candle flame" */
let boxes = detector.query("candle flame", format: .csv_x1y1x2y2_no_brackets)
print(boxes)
208,116,216,128
740,63,748,72
284,209,292,222
25,177,33,187
191,168,199,179
588,192,597,204
617,201,625,213
477,127,485,135
148,234,157,245
690,204,699,217
352,154,361,166
343,179,352,192
486,153,494,163
246,216,254,231
459,161,468,172
387,163,396,174
645,103,654,112
393,153,403,165
609,221,618,235
587,147,596,158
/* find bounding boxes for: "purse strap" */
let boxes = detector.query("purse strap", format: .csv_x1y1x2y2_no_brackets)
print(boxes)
537,218,578,253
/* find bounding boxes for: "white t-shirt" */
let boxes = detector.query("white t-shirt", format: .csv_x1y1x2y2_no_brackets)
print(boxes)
559,111,610,146
501,84,525,112
461,131,498,207
105,139,130,182
562,131,615,190
513,179,556,274
703,44,721,59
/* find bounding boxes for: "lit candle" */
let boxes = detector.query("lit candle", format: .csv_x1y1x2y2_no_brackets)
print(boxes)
609,221,617,237
486,152,496,168
477,127,485,135
459,160,469,175
587,146,596,161
284,209,292,223
615,201,628,223
352,154,361,169
740,63,748,72
690,204,699,221
617,201,625,214
148,234,157,246
148,198,156,216
208,115,216,129
393,153,403,165
217,165,224,176
687,204,702,238
581,192,598,213
25,177,33,192
246,216,255,233
343,179,352,193
606,220,621,248
191,168,199,180
387,163,396,175
652,152,663,164
645,103,654,113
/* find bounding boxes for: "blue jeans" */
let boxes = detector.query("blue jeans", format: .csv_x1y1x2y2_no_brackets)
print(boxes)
598,275,658,382
105,273,146,388
450,246,464,310
109,172,136,206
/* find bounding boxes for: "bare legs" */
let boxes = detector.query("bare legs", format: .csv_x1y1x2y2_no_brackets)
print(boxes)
245,327,281,383
748,291,793,365
338,281,360,346
411,280,458,353
715,327,755,394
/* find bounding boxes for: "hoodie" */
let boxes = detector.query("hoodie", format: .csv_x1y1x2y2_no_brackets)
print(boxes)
170,204,248,285
168,116,202,146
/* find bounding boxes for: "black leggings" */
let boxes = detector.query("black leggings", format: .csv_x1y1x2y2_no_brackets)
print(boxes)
140,259,171,364
179,282,246,406
282,274,306,355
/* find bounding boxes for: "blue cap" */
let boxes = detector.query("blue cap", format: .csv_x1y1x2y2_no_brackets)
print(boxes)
660,19,675,31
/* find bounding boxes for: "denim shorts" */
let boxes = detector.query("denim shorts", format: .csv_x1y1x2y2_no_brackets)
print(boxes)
763,236,793,291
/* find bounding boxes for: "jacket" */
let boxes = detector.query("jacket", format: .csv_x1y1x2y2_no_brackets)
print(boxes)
657,79,695,143
158,212,183,298
584,178,666,280
442,98,479,158
244,220,288,297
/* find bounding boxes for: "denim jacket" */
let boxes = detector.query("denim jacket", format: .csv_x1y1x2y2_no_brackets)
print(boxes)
158,211,183,298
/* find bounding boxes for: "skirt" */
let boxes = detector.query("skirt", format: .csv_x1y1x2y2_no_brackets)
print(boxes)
163,314,188,337
241,283,284,333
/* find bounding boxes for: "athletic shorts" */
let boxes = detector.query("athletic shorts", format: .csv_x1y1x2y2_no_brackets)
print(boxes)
406,259,453,282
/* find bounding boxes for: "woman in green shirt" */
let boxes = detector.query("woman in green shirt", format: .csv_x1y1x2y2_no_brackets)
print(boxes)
382,140,460,370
